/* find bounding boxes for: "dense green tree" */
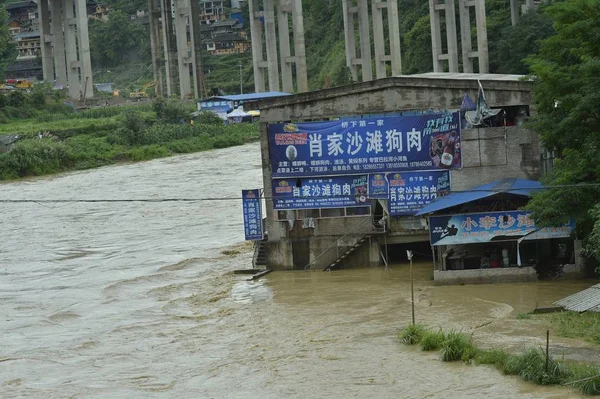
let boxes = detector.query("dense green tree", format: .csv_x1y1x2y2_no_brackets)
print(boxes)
525,0,600,265
89,10,149,68
0,5,16,78
490,9,555,74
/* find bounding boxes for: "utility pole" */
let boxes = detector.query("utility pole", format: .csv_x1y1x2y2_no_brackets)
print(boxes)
407,250,415,325
239,61,243,95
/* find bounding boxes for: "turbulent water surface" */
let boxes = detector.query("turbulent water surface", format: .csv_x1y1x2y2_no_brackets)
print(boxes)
0,143,595,398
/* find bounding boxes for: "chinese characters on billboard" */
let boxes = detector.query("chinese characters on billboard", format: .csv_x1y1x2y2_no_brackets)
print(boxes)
273,175,368,210
388,170,450,216
242,189,263,241
429,211,574,246
272,170,449,215
268,112,461,177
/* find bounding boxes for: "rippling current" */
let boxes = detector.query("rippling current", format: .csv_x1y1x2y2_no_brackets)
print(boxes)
0,143,594,398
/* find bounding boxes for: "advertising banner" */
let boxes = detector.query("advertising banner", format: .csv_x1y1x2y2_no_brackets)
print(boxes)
368,173,389,199
273,175,368,210
242,189,263,241
429,211,574,246
389,170,451,216
269,112,461,177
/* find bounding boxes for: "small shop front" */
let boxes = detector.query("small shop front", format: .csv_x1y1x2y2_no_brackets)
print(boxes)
417,178,580,284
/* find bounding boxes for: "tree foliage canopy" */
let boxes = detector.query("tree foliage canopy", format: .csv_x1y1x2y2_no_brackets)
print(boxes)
525,0,600,263
89,9,149,68
0,5,16,78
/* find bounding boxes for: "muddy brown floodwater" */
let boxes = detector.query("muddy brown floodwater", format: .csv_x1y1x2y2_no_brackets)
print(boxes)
0,143,596,398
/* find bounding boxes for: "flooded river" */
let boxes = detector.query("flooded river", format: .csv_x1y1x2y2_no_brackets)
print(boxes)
0,143,595,398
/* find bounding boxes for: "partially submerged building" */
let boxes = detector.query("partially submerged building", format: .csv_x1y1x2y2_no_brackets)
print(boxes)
248,73,583,283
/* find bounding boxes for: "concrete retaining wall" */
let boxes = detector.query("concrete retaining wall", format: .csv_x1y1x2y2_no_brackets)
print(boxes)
434,267,538,285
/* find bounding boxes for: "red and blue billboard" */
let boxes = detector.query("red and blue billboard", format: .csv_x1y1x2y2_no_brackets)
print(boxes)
268,112,461,178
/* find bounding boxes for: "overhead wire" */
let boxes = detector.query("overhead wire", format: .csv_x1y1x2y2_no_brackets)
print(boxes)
1,182,600,204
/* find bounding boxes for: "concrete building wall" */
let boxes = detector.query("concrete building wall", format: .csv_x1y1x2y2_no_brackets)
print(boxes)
452,126,541,190
253,74,536,271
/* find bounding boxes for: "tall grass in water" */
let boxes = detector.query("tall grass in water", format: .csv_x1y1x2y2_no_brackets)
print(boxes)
398,325,600,396
440,331,477,362
398,324,425,345
420,329,446,351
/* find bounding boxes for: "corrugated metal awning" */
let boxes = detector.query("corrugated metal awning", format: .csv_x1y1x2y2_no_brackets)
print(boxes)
555,284,600,313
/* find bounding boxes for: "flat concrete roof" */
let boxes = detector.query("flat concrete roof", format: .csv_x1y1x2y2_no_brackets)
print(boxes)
248,73,533,113
408,72,530,82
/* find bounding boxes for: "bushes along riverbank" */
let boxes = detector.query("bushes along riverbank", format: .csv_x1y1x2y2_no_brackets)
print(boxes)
0,93,259,180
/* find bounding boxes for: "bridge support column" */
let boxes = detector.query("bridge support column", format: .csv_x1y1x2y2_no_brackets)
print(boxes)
51,0,67,88
458,0,489,73
277,0,308,93
429,0,459,73
263,0,280,92
173,0,192,100
248,0,266,92
75,0,93,98
372,0,402,79
148,0,164,97
38,0,55,82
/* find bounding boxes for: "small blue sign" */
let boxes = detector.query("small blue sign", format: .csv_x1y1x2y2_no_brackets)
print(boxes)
268,112,461,177
429,210,575,246
242,189,263,241
273,175,369,210
368,173,388,199
389,170,451,216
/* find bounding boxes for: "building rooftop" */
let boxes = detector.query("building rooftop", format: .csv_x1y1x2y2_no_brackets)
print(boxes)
211,19,240,28
201,92,291,103
15,30,40,39
212,33,246,43
6,1,37,10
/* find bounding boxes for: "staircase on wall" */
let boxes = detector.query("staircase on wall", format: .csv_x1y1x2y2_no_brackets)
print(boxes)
252,239,267,269
304,216,387,272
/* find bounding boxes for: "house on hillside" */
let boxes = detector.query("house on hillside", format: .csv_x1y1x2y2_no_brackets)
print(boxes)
6,1,38,24
199,0,226,24
7,19,22,40
14,31,40,60
205,33,250,55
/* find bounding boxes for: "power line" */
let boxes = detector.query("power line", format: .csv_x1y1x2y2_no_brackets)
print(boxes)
1,182,600,204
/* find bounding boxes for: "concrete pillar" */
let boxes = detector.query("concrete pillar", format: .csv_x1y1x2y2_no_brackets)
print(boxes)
51,0,67,87
372,1,386,79
429,0,444,72
357,0,372,81
430,0,458,73
38,0,54,82
475,0,489,73
64,0,80,99
445,0,459,73
525,0,534,11
264,0,280,92
174,0,192,99
276,0,308,93
388,0,402,76
189,0,205,99
75,0,93,98
277,1,293,93
248,0,266,92
291,0,308,92
510,0,520,25
148,0,164,96
458,0,473,73
160,0,178,97
372,0,402,79
342,0,358,81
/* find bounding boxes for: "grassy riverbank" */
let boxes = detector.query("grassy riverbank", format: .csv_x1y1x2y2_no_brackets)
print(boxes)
518,311,600,346
399,324,600,395
0,92,259,180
